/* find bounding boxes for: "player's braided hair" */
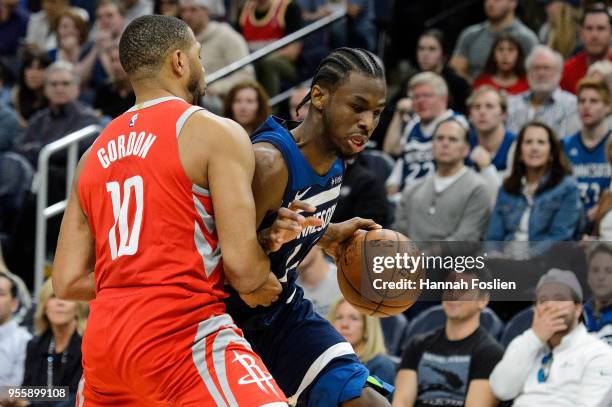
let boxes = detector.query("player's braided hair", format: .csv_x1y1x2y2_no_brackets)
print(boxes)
119,15,191,78
296,47,385,115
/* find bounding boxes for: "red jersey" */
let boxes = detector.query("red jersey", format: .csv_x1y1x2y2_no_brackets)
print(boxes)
239,0,289,50
473,74,529,95
78,96,226,303
561,51,612,94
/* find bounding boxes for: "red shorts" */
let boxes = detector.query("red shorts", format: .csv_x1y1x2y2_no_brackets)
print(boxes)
77,287,287,406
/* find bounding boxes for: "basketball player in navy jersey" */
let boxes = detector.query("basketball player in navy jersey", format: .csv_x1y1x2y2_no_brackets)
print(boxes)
224,48,391,406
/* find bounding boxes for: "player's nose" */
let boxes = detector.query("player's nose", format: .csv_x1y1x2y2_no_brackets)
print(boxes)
357,113,375,133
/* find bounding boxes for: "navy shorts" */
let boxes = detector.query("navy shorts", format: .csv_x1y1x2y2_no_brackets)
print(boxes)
230,286,367,405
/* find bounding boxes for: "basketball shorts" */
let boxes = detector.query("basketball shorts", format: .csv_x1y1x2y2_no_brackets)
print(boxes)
236,286,392,406
77,287,287,406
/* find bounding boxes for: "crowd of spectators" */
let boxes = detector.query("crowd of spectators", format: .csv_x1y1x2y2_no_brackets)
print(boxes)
1,0,612,406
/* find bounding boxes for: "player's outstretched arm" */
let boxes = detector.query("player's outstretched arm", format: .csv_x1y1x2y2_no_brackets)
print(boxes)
53,150,96,301
201,115,272,294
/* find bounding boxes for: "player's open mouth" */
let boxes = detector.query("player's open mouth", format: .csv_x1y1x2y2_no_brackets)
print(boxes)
347,136,367,153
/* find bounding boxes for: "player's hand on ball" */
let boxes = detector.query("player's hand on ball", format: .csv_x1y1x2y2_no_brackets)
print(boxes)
320,217,381,261
240,272,282,307
259,201,323,253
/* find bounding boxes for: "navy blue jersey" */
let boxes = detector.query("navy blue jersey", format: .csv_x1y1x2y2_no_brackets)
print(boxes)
394,110,463,191
563,131,611,211
466,130,516,172
225,116,344,327
257,116,344,286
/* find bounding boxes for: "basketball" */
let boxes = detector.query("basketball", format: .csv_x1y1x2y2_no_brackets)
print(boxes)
336,229,424,317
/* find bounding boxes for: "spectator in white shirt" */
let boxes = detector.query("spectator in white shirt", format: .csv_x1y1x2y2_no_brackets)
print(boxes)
490,268,612,406
0,272,31,387
507,45,580,138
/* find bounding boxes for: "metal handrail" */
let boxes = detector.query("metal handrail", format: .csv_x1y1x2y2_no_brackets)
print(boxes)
269,78,312,107
206,6,347,85
34,124,101,295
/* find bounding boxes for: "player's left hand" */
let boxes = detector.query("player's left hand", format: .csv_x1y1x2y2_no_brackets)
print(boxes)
239,272,282,308
319,217,381,261
258,200,323,253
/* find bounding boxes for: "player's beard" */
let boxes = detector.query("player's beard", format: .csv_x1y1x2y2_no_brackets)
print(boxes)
187,68,204,105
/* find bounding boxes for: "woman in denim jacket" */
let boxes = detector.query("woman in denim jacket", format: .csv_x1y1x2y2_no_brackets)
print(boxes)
486,122,582,256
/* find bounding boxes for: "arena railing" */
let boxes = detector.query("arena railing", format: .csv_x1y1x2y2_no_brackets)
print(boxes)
205,6,346,85
34,124,102,295
33,9,346,294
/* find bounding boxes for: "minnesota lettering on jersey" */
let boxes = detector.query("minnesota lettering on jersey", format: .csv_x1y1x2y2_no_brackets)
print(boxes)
299,203,337,239
97,131,157,169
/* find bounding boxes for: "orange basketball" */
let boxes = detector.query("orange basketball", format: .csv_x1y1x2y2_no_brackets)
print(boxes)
336,229,424,317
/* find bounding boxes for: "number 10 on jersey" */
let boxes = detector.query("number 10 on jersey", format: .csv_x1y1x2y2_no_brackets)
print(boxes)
106,176,144,260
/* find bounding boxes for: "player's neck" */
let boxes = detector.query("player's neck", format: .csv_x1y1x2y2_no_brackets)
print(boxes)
131,78,190,106
292,118,338,175
477,125,505,154
445,315,479,341
51,320,76,353
581,122,608,146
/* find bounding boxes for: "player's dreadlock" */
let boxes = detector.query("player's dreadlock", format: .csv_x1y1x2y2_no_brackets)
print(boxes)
296,48,385,115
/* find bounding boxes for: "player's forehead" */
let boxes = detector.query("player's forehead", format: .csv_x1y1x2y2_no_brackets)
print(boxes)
334,72,386,105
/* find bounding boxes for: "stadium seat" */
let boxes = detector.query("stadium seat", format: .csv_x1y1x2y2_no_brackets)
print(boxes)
501,306,534,348
381,313,408,357
400,304,505,352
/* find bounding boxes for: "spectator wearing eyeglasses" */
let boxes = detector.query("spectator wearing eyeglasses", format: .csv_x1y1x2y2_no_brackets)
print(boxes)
11,61,99,259
490,268,612,406
13,61,98,169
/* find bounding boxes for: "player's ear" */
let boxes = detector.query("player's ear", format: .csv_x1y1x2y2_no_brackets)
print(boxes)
170,49,186,76
310,84,327,111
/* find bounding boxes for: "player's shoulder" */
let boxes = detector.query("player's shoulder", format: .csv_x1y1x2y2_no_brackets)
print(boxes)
184,109,251,149
253,141,288,179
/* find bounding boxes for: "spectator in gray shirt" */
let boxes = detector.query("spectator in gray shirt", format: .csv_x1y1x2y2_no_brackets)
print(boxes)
450,0,538,81
393,117,493,241
507,45,580,138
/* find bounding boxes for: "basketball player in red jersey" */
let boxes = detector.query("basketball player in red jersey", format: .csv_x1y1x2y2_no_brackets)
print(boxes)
52,15,299,406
